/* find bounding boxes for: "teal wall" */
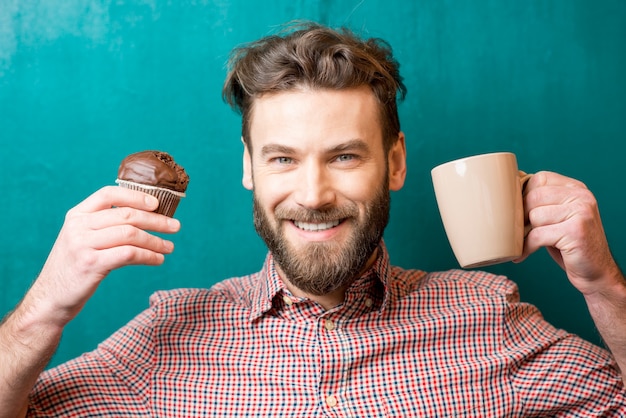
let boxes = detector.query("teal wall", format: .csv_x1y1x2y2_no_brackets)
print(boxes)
1,1,625,368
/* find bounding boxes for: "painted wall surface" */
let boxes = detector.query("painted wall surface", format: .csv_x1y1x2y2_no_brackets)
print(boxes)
1,1,625,368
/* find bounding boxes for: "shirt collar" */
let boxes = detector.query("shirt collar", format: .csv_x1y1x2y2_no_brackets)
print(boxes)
247,241,392,321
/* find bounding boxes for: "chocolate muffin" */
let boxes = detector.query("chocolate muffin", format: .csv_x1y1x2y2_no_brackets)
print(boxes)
116,150,189,217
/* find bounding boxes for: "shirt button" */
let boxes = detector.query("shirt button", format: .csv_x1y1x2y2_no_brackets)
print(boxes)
325,394,338,407
324,319,336,331
282,295,293,306
365,298,373,308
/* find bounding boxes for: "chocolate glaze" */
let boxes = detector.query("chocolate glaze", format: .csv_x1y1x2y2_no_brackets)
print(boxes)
117,150,189,192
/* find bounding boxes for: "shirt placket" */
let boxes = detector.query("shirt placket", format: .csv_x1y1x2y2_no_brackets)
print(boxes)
317,313,354,417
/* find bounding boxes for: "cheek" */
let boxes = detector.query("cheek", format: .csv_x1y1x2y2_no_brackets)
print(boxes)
340,171,386,201
252,174,292,211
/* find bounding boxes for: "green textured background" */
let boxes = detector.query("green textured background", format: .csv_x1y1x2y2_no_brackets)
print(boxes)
1,1,625,368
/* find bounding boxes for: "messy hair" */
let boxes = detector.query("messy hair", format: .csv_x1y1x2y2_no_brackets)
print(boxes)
222,21,407,153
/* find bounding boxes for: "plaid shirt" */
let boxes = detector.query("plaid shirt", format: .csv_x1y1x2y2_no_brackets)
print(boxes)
29,243,625,417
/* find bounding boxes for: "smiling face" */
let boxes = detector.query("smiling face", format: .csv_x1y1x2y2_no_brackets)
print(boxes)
243,86,406,296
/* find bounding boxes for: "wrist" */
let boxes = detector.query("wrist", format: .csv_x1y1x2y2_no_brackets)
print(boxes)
6,301,64,348
583,269,626,310
8,287,68,345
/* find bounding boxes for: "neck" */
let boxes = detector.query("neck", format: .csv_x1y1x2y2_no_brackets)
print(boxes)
281,278,349,310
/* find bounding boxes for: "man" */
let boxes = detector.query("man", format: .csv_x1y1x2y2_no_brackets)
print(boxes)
1,21,625,416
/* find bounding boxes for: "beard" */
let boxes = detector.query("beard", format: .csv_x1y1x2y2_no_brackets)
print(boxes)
253,178,390,296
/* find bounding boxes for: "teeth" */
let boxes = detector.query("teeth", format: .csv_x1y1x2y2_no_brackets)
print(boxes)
294,220,340,231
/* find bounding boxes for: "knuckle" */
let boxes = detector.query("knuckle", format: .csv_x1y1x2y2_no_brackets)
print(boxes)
117,207,135,222
65,207,81,221
119,224,139,241
532,171,549,186
571,199,595,217
91,185,117,207
75,249,99,273
524,187,543,207
100,185,118,199
567,177,587,190
116,246,136,263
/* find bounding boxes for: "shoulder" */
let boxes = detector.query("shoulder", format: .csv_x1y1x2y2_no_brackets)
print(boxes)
426,269,519,296
391,267,519,301
150,274,258,302
147,274,260,319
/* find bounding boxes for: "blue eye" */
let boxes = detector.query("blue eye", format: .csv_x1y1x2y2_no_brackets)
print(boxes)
275,157,292,164
336,154,355,162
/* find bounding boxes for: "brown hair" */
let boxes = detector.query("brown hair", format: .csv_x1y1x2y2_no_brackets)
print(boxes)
222,21,407,153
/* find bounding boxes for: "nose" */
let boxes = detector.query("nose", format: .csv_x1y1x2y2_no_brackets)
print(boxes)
293,161,335,209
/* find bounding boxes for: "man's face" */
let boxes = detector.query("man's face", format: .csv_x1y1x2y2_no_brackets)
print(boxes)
243,87,406,295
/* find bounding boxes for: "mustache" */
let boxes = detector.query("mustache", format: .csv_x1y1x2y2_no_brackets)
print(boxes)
275,205,358,223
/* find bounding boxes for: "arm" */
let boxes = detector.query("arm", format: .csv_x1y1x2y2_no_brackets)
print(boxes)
519,171,626,383
0,186,180,417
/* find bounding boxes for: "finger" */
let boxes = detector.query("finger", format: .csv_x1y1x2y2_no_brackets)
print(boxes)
527,171,588,189
529,203,574,228
515,223,562,264
527,180,598,228
79,206,181,234
72,186,159,214
96,245,169,271
528,187,587,209
524,182,594,221
88,224,175,253
517,201,576,263
519,200,599,263
524,171,581,208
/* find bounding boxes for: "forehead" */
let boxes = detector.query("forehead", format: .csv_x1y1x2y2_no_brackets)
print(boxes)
248,87,383,152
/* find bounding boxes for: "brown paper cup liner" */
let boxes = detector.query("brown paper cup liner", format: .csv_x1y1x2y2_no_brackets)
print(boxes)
115,179,185,217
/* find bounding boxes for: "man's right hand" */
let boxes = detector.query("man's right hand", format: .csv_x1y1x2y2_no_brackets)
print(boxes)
0,185,180,417
31,185,180,327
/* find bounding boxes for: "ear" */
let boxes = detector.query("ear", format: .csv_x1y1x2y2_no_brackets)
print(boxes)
388,132,407,191
242,137,253,190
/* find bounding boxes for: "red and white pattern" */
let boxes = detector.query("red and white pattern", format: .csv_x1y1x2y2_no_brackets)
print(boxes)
29,243,625,416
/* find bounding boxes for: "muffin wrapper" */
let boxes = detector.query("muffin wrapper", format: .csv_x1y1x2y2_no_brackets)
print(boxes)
115,179,185,217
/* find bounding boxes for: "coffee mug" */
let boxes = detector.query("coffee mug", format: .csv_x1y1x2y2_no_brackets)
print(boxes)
431,152,532,269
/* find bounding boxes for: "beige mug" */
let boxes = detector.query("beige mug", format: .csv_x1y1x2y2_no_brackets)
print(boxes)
431,152,532,269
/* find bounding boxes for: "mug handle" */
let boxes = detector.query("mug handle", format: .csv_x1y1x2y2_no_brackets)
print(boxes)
519,171,533,236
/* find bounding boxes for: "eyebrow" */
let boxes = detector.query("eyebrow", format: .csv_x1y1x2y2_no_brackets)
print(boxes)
328,139,371,154
260,139,371,158
260,144,295,158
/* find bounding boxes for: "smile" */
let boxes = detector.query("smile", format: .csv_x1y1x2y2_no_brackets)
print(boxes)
293,220,342,231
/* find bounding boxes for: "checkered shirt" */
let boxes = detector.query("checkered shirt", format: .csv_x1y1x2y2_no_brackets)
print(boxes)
28,243,626,416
